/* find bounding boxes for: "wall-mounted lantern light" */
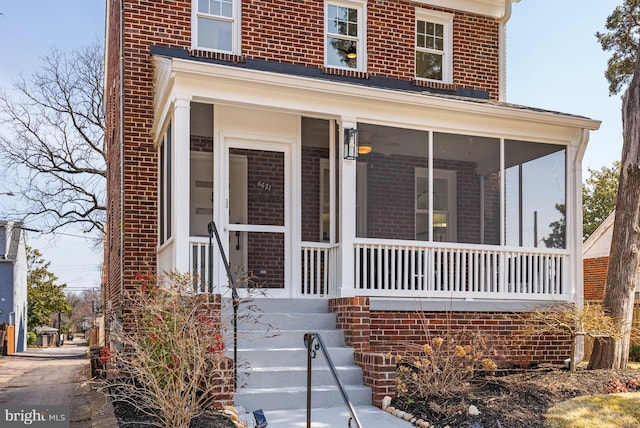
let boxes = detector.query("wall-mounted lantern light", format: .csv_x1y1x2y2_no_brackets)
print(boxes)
344,128,359,160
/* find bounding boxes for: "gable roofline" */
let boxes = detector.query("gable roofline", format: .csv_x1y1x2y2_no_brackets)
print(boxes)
583,211,615,258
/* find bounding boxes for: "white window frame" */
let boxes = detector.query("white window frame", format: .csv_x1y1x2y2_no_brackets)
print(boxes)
159,124,173,245
415,167,456,242
415,9,453,83
324,0,366,71
193,0,242,54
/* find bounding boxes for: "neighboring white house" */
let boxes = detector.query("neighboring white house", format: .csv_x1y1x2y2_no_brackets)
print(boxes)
583,210,640,302
0,221,28,353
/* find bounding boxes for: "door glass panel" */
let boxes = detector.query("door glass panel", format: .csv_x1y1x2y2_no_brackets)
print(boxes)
228,147,285,290
231,232,284,289
230,148,284,227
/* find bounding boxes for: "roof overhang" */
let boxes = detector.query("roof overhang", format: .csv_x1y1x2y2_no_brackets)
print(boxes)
414,0,520,18
152,54,600,145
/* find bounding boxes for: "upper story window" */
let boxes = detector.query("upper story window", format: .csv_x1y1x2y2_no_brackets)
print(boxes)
194,0,241,53
415,9,453,83
325,1,365,70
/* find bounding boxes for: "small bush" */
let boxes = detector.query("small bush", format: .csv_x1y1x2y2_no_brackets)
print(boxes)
27,331,36,346
102,272,234,428
390,328,498,399
629,344,640,362
604,377,640,394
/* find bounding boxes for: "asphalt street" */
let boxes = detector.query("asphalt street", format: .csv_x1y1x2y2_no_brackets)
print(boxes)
0,339,117,427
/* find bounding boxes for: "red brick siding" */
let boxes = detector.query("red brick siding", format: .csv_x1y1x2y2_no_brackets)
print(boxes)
106,0,503,311
190,135,213,152
451,11,500,99
330,297,572,404
105,0,123,314
584,256,609,301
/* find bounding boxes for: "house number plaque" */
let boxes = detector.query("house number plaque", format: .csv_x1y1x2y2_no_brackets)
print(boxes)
256,180,272,191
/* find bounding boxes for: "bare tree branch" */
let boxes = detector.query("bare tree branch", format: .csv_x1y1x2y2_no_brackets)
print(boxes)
0,42,106,235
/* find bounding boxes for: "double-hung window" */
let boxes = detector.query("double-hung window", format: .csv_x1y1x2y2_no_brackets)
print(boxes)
415,9,453,83
194,0,240,53
325,1,365,70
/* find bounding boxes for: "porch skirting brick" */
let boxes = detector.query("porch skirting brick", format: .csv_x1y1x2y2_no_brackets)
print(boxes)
329,297,572,405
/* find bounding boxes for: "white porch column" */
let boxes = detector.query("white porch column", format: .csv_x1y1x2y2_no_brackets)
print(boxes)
173,97,192,273
339,118,357,297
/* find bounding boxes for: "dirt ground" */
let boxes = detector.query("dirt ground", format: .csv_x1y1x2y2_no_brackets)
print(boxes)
111,366,640,427
393,365,640,428
111,399,236,427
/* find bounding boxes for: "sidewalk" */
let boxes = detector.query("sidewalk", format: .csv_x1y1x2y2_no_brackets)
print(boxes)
0,340,119,427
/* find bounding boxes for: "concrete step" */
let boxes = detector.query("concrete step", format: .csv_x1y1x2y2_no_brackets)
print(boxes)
228,347,356,367
252,405,414,428
234,384,372,411
223,298,329,314
226,329,344,348
232,312,338,330
224,297,373,412
237,365,364,389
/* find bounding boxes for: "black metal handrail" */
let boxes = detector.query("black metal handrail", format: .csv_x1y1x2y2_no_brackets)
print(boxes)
304,332,363,428
208,221,240,390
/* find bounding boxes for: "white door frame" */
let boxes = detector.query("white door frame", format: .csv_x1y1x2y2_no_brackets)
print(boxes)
221,136,293,298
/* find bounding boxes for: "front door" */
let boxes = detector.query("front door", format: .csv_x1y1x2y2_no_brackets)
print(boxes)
226,141,289,295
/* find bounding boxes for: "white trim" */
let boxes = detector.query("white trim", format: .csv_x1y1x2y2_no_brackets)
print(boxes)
222,136,295,298
152,56,600,139
192,0,242,54
413,0,517,18
324,0,367,71
415,167,457,242
415,8,454,84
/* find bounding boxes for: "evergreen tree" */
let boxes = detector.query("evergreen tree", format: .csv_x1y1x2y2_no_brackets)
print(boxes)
27,247,71,330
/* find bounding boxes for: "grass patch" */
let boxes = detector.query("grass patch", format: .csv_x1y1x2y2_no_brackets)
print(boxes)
546,392,640,428
627,361,640,370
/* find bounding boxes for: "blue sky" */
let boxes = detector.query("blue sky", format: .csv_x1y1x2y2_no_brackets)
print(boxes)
0,0,625,291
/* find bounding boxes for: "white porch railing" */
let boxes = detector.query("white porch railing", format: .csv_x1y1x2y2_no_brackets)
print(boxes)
189,237,569,300
189,237,212,293
354,239,568,300
301,242,340,297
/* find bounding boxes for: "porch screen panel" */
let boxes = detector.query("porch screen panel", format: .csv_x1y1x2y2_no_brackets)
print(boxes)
504,141,566,249
189,103,215,237
301,117,330,242
236,232,285,289
355,123,429,240
228,148,285,289
433,133,500,244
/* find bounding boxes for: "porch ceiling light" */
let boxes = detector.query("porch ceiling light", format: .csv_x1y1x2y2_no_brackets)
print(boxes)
358,143,372,155
344,128,359,160
346,45,357,59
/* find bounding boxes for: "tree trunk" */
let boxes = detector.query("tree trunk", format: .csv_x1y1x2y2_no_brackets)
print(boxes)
588,48,640,370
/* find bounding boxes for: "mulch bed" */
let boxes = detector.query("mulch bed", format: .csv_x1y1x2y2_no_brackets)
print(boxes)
393,365,640,427
111,399,236,427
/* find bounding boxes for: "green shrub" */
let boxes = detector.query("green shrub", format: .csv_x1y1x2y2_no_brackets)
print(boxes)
27,331,36,346
629,344,640,362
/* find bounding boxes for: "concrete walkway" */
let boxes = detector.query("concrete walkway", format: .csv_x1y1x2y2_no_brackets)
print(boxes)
0,339,118,428
0,341,412,427
262,405,414,427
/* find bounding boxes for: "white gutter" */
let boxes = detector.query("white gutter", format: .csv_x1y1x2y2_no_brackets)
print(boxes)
499,0,520,102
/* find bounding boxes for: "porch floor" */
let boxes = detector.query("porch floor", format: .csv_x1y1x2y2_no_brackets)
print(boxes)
238,405,413,427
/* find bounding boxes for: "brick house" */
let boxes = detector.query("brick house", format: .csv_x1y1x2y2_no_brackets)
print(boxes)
583,211,640,302
104,0,600,413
